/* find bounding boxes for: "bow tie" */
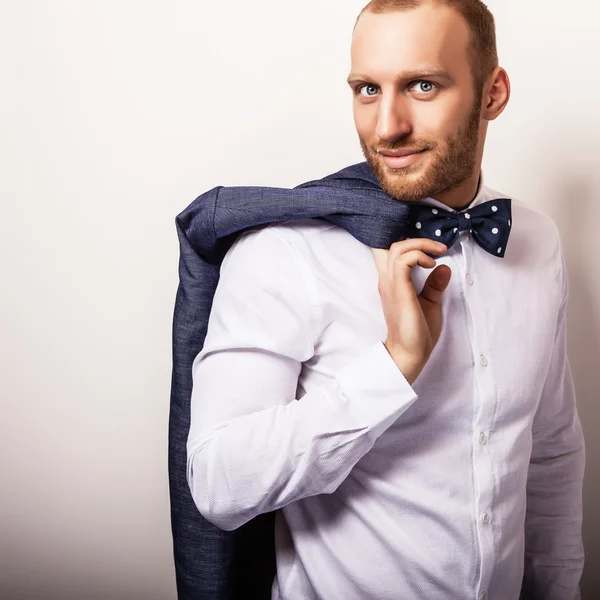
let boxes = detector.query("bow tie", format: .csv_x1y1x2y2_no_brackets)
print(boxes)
408,198,512,257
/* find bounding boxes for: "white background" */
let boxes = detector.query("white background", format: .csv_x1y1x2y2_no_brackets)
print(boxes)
1,1,598,598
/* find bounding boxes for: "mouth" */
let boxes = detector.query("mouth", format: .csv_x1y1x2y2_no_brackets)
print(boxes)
378,149,428,169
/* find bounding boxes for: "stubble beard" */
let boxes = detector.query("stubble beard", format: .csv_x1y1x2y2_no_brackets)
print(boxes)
359,97,482,203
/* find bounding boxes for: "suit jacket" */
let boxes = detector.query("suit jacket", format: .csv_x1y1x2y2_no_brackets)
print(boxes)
169,161,412,599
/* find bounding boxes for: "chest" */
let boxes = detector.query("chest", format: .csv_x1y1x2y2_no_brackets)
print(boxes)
312,236,561,430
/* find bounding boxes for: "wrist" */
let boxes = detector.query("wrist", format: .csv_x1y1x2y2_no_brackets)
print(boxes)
382,341,424,385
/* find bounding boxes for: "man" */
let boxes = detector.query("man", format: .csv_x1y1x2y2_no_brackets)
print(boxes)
185,1,585,598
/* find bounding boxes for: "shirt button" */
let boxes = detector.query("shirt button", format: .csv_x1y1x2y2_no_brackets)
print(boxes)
480,592,487,600
482,512,490,524
479,431,488,445
480,354,488,367
466,273,474,285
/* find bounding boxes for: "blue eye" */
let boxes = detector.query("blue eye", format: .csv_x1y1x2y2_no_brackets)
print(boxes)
413,81,436,93
358,85,378,97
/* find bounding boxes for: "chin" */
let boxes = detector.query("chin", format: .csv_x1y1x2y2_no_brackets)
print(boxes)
380,160,428,185
383,164,424,177
380,170,439,203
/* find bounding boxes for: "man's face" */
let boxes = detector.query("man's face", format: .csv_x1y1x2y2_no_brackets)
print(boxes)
349,5,484,202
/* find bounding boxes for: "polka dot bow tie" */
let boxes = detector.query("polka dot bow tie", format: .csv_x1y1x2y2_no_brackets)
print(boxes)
408,198,512,258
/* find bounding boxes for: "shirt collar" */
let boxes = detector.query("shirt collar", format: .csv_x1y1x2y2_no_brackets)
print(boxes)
416,172,491,213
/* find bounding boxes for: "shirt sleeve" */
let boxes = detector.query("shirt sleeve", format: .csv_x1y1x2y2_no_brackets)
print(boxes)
520,245,585,600
186,226,418,531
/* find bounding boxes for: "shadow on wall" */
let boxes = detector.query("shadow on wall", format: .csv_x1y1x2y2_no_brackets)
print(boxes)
549,175,600,598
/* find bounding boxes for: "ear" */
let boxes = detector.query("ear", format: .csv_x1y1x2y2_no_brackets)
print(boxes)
481,67,511,121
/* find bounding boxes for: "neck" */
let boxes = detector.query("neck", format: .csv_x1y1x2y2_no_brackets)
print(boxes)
431,171,481,212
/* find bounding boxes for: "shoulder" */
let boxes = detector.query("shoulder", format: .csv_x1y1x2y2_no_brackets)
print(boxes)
220,219,343,311
485,185,560,239
224,218,373,311
237,218,340,246
227,217,362,271
484,185,564,257
484,185,567,302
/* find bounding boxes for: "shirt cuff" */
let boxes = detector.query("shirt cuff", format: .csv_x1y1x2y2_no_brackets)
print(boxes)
335,341,419,441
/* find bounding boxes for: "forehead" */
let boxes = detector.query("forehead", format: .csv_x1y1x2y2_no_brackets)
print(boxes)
351,5,471,78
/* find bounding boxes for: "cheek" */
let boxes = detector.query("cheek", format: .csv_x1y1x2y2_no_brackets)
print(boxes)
415,98,468,141
353,104,376,140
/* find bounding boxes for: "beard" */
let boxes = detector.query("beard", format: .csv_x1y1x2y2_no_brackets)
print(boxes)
359,96,482,203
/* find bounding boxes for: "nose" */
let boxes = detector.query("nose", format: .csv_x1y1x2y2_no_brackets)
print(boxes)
375,94,412,142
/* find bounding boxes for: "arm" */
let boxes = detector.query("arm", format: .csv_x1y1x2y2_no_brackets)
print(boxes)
520,248,585,600
186,227,418,531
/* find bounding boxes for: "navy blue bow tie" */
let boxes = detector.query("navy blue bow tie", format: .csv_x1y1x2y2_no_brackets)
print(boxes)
408,198,512,257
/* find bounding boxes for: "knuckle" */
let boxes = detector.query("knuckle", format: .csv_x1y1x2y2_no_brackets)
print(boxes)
391,237,433,255
395,249,416,263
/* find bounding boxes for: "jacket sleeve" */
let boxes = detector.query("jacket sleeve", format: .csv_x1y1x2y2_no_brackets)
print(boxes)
520,246,585,600
186,226,418,531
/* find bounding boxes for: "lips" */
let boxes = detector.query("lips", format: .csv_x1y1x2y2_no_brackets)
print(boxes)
379,149,425,158
378,149,428,169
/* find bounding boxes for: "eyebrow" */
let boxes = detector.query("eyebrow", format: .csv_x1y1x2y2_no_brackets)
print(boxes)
346,69,454,86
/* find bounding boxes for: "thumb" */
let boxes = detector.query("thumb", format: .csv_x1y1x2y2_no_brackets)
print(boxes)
370,248,389,279
419,265,452,305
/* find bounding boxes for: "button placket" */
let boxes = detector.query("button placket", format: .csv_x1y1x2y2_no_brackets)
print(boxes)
460,241,497,596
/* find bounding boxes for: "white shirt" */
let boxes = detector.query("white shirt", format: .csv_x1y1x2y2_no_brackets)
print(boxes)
186,176,585,600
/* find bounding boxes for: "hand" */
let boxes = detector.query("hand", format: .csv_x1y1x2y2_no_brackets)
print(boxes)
371,238,452,384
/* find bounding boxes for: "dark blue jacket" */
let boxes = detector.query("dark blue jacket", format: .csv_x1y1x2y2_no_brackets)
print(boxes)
169,161,411,599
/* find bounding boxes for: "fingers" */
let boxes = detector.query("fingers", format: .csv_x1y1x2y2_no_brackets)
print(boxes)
419,265,452,305
372,239,448,306
371,238,447,279
371,239,450,380
388,238,447,256
383,239,447,286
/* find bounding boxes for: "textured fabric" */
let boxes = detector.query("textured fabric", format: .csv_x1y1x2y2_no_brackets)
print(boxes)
408,197,512,257
184,177,584,599
170,162,584,599
169,162,413,599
